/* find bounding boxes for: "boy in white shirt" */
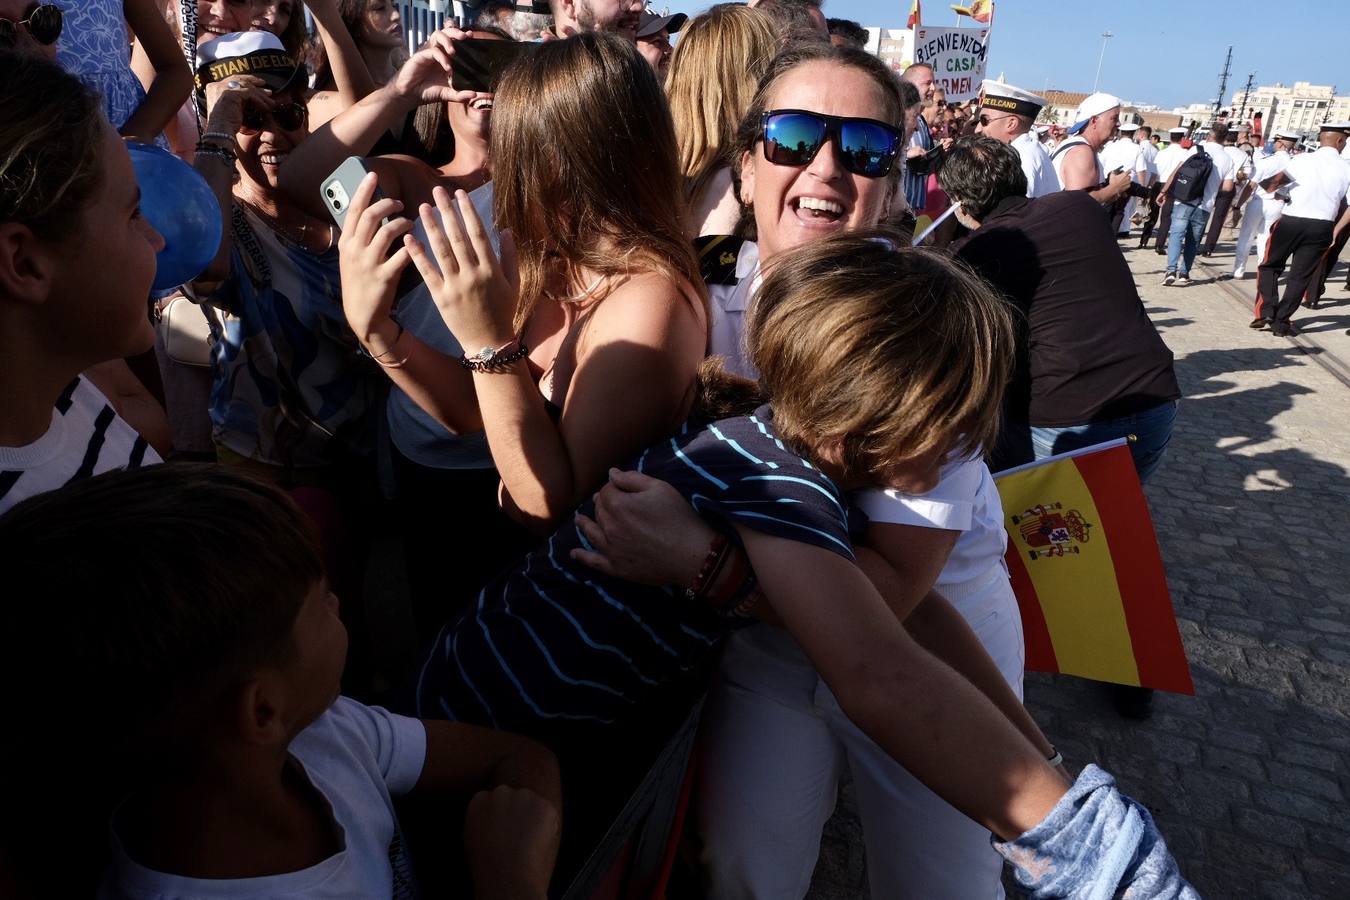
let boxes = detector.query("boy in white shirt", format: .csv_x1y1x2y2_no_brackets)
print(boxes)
0,464,562,900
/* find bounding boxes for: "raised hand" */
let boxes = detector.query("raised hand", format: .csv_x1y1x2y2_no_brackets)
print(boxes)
336,172,416,353
202,74,274,136
405,186,519,353
389,25,492,106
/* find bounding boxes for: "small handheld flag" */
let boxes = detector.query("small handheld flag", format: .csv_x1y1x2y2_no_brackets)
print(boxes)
994,439,1194,695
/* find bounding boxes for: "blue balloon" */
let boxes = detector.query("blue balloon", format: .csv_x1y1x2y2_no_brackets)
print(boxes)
126,142,223,291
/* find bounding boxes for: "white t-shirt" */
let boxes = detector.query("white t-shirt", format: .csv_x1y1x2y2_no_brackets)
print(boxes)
1282,146,1350,221
1099,137,1143,183
1013,130,1061,198
101,699,427,900
708,242,1011,596
855,455,1009,590
1252,149,1292,200
1154,143,1195,184
0,376,161,514
1138,141,1159,180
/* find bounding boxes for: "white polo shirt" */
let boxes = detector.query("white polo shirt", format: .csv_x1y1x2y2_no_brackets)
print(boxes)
1099,137,1144,183
1282,146,1350,221
1138,141,1159,180
1252,149,1291,200
1012,130,1061,198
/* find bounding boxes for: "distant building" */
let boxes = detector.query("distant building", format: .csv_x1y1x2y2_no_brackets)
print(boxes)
863,27,913,72
1033,90,1090,127
1225,81,1350,139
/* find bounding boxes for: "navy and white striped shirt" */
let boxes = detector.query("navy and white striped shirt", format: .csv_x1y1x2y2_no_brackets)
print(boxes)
414,406,855,738
0,377,160,514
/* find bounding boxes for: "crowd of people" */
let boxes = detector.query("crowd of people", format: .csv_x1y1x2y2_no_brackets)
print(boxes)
6,0,1306,897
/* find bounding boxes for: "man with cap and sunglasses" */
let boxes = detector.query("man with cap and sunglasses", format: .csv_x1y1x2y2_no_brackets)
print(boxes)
1050,91,1133,206
548,0,646,40
1231,129,1299,280
975,79,1061,198
1148,126,1194,251
1252,122,1350,334
635,8,686,80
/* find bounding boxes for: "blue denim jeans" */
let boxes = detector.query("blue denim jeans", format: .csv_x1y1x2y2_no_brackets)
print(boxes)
997,400,1178,484
1166,201,1209,276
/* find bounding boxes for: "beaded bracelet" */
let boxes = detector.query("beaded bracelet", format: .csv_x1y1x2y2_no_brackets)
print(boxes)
461,339,529,372
200,131,240,152
195,142,237,167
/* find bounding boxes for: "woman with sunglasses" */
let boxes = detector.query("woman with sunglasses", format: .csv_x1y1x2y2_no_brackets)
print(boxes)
185,40,383,489
49,0,193,146
581,42,1052,898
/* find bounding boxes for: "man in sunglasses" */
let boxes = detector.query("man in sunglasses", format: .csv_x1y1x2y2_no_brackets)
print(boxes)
0,1,60,60
974,79,1060,198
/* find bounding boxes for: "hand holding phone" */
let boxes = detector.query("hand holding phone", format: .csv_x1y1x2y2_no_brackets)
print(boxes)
450,38,536,93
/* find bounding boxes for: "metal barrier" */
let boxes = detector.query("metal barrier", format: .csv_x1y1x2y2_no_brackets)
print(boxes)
398,1,472,52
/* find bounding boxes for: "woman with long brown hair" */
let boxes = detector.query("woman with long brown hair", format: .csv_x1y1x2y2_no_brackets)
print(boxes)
336,33,707,629
665,3,777,235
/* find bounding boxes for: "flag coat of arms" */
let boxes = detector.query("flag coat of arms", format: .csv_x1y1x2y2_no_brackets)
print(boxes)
994,439,1195,694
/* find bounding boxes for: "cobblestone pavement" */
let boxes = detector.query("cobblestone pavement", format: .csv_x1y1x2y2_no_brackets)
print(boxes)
806,228,1350,900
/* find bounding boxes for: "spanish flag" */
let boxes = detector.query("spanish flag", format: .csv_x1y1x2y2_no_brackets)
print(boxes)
907,0,921,29
994,439,1195,694
951,0,993,23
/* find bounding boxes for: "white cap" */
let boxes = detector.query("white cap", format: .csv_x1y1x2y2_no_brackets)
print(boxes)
1272,129,1302,142
1319,121,1350,135
978,80,1046,117
1168,126,1187,136
1118,122,1140,132
1068,92,1121,135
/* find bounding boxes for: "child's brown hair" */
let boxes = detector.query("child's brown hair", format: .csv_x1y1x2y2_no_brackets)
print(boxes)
701,230,1014,482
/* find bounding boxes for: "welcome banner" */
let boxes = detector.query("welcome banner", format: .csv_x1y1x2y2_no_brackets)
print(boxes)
912,25,990,103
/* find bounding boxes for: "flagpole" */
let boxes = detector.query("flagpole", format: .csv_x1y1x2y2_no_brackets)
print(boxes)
991,437,1131,477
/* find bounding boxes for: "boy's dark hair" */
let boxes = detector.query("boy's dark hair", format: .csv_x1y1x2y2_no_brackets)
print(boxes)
937,135,1029,222
826,17,868,49
0,463,324,750
899,78,922,111
0,463,325,896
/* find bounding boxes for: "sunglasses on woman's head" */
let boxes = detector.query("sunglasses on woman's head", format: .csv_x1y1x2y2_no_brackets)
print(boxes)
0,3,62,46
760,109,903,179
242,101,307,132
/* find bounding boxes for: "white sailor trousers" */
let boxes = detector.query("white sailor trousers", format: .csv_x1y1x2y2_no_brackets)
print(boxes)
1234,193,1286,276
693,565,1025,900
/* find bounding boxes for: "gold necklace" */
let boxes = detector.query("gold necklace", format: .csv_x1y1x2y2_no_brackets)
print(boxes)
238,197,335,252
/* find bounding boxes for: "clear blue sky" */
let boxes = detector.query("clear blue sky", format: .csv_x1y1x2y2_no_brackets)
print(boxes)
820,0,1350,109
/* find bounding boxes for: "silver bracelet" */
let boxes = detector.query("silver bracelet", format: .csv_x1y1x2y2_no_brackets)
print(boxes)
1046,747,1064,769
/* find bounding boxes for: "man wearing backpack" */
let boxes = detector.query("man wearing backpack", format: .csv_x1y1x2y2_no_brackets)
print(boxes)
1158,123,1231,285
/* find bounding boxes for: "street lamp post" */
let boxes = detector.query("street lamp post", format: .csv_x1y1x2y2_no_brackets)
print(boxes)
1093,31,1113,93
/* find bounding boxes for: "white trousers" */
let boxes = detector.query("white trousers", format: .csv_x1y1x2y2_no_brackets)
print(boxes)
693,566,1025,900
1233,193,1285,277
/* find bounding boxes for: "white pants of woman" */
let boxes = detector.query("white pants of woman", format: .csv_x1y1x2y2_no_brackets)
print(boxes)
1232,193,1286,278
693,565,1025,900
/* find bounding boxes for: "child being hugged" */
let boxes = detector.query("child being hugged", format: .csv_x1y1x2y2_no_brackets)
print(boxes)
0,464,562,900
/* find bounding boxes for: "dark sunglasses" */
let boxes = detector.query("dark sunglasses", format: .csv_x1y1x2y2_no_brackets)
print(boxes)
242,101,307,132
760,109,903,178
0,3,62,46
977,113,1016,127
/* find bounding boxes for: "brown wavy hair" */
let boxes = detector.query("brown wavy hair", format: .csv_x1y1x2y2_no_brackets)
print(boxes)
0,53,107,241
490,32,706,331
666,5,778,213
702,230,1014,482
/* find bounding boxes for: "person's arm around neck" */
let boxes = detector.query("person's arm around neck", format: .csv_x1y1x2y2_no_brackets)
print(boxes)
120,0,195,144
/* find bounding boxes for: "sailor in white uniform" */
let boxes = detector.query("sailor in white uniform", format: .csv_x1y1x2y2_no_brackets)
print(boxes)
974,79,1061,197
1100,122,1146,236
1253,122,1350,333
1232,129,1299,279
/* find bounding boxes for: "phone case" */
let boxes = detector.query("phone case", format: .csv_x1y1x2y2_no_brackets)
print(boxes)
320,156,384,231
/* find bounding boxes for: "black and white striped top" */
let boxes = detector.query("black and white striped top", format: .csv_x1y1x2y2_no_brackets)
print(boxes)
0,377,161,514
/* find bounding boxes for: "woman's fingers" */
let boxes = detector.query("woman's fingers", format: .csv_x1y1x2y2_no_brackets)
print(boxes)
457,189,498,272
405,233,446,294
434,186,479,271
371,214,416,257
417,201,462,278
